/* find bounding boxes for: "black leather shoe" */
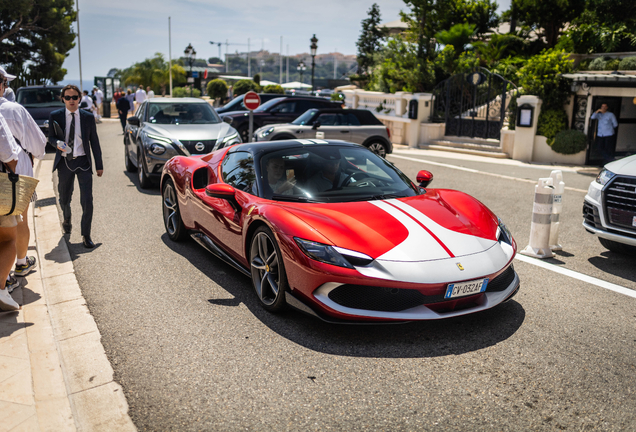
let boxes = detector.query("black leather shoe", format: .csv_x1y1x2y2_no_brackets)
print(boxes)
62,219,72,234
82,236,95,249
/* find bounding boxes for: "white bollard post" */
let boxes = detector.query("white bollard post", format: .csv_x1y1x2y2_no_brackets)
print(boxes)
549,170,564,251
521,177,555,259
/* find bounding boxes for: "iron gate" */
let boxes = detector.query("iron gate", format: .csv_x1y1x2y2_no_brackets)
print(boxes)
431,68,518,140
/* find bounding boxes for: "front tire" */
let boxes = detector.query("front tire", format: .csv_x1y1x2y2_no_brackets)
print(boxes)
238,125,250,143
249,226,288,312
162,178,187,241
137,148,152,189
598,237,636,255
366,141,388,158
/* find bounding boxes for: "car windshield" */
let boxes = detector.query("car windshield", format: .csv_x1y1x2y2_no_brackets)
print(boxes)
16,88,64,108
292,109,318,125
258,145,419,202
222,95,245,111
254,97,285,112
147,102,220,124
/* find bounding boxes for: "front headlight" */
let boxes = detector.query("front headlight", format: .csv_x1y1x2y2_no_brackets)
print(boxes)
221,131,241,145
261,127,275,138
146,133,172,144
496,217,513,246
596,168,615,185
150,143,166,155
294,238,373,268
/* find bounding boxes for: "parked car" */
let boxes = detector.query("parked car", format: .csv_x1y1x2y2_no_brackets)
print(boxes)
216,93,284,114
124,98,240,188
161,139,520,323
583,154,636,254
16,85,64,149
219,96,341,143
253,108,393,157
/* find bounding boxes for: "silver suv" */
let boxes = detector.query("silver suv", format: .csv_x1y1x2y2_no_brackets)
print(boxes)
583,154,636,254
253,108,393,157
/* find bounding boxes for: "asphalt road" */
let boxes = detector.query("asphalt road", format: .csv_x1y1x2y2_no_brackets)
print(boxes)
59,120,636,431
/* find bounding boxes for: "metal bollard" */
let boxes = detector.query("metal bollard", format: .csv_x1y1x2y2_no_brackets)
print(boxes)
521,177,555,259
549,170,564,251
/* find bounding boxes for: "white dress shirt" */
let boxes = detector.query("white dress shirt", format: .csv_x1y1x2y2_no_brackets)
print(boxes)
0,98,46,176
65,108,86,157
135,89,147,104
81,95,93,110
95,89,103,105
0,113,21,164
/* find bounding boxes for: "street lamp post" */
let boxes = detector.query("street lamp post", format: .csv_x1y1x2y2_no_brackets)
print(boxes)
310,34,318,93
184,43,196,97
297,60,306,86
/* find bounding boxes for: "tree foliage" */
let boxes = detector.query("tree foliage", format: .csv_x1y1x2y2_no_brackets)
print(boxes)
370,35,433,93
356,3,388,75
116,53,186,94
517,49,573,110
0,0,76,84
262,84,284,94
207,79,228,100
511,0,585,48
233,79,261,96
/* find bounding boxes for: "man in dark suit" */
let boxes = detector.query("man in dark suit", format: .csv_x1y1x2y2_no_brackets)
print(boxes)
48,84,103,248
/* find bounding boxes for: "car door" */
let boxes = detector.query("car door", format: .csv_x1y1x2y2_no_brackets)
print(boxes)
344,112,369,144
128,102,146,163
312,113,350,140
197,151,255,259
265,100,297,125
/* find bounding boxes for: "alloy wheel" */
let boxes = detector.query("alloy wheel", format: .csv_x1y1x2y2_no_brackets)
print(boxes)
367,142,387,158
163,183,179,236
250,232,281,306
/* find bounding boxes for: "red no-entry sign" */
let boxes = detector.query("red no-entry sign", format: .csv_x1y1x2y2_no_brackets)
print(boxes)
244,91,261,111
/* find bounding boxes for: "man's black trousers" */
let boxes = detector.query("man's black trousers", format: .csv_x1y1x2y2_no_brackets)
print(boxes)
119,113,127,132
57,156,93,237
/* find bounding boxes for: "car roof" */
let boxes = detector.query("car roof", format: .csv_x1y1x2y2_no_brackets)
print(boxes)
17,85,64,90
146,98,208,104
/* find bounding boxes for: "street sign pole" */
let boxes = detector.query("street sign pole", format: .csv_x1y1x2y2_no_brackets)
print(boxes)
243,91,261,143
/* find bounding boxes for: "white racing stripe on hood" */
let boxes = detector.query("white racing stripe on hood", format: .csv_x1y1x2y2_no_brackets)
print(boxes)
370,200,451,261
387,199,497,257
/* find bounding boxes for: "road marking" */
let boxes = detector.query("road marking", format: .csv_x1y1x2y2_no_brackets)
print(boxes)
388,154,588,193
514,254,636,299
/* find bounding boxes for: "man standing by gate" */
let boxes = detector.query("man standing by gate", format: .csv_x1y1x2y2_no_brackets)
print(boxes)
591,103,618,164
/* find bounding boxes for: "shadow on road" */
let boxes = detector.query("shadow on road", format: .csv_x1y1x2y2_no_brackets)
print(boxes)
123,171,161,196
161,233,526,359
588,251,636,283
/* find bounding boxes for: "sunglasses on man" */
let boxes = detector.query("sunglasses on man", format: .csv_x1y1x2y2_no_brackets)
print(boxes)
63,95,80,101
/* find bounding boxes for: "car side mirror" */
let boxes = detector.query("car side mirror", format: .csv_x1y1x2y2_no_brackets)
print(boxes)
312,121,321,130
205,183,236,199
127,116,140,126
222,117,233,124
416,170,433,187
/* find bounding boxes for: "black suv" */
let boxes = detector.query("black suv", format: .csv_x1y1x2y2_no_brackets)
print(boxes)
15,85,65,139
216,93,284,114
220,96,341,142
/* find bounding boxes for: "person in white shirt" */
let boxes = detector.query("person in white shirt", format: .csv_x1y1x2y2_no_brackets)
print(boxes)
3,86,14,102
93,86,103,123
146,86,155,99
81,90,94,111
0,66,47,280
135,86,147,109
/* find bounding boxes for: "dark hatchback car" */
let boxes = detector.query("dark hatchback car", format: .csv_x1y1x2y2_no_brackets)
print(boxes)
216,93,284,114
16,85,64,148
219,96,341,142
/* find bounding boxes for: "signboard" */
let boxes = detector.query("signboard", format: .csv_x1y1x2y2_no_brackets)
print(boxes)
244,91,261,111
203,69,208,79
192,71,199,78
187,77,195,83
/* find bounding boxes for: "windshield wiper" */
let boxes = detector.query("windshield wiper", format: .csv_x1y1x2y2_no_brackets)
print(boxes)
271,195,319,203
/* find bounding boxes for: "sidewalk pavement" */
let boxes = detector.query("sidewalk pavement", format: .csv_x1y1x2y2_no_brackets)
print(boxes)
0,156,135,431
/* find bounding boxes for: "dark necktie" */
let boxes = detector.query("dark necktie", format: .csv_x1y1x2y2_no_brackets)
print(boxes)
67,113,75,159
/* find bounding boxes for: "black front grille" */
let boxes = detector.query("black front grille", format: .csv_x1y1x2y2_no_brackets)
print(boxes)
326,265,516,312
583,201,601,228
605,176,636,232
179,139,217,154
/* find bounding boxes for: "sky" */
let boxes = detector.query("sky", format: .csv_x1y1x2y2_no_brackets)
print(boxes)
61,0,511,83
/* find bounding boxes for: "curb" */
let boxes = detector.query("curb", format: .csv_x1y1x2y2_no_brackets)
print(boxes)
31,156,136,431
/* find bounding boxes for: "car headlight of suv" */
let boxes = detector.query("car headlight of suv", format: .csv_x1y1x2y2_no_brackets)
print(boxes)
261,127,275,138
150,143,166,155
294,238,373,268
596,168,615,185
496,217,513,246
221,131,241,145
146,133,173,155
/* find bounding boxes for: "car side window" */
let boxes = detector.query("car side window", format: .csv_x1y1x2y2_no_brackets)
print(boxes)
271,102,296,113
343,113,361,126
316,113,338,126
222,151,256,194
136,102,146,121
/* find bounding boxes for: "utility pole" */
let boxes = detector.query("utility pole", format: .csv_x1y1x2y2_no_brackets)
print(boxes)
76,0,83,91
225,39,228,73
280,36,283,84
334,48,337,79
286,45,289,83
169,17,172,97
247,38,251,77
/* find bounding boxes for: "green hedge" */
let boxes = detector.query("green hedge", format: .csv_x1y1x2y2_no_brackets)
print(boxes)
207,79,228,100
262,84,284,94
172,87,201,98
233,80,261,96
588,57,608,71
552,129,587,155
619,57,636,70
537,108,568,146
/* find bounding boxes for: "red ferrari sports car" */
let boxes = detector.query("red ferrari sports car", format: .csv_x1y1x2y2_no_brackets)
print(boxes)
161,140,519,323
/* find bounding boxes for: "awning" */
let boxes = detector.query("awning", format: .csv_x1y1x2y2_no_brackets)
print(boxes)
280,81,312,89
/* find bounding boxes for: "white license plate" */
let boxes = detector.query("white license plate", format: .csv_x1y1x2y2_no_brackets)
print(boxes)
445,278,489,299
